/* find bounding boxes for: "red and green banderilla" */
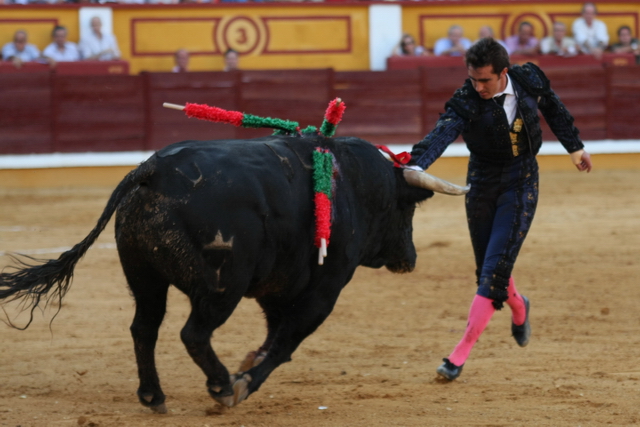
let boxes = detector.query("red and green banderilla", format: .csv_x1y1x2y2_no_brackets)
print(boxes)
163,98,345,138
312,147,335,265
163,98,345,265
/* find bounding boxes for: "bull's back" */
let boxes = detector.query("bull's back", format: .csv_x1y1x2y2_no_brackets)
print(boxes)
115,137,321,290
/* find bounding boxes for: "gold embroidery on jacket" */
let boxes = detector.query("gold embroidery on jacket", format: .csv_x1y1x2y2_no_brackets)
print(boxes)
510,118,523,156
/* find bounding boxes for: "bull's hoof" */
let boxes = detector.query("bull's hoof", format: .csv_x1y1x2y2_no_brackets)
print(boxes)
212,373,252,408
207,382,234,400
238,350,267,372
138,391,166,413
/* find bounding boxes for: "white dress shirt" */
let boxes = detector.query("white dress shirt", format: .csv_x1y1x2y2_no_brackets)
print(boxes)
433,37,473,56
43,42,81,62
572,18,609,52
2,42,40,62
79,31,121,61
494,74,517,125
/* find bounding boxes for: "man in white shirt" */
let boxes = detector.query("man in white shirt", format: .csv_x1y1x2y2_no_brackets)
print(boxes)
2,30,41,67
43,25,81,63
572,2,609,58
540,22,579,57
80,16,121,61
434,25,472,57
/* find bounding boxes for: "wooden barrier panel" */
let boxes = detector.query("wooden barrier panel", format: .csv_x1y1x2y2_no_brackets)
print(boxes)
0,66,639,155
386,56,465,71
602,53,638,67
52,75,145,152
144,71,240,150
0,71,52,154
607,66,640,139
542,66,607,141
387,56,612,141
419,66,468,135
517,54,601,68
387,54,637,71
54,61,130,76
0,62,50,74
0,61,130,75
334,69,423,144
236,69,333,140
145,69,334,147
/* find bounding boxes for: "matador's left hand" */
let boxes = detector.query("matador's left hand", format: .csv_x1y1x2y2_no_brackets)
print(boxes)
570,149,593,173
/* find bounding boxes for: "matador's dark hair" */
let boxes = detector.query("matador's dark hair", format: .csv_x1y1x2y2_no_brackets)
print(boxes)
465,38,510,75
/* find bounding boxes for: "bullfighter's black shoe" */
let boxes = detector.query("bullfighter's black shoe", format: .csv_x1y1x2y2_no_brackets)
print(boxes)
436,358,464,381
512,295,531,347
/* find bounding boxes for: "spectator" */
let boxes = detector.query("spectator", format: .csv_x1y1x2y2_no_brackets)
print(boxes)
434,25,472,57
223,48,239,71
610,25,640,55
2,30,41,67
172,48,189,72
43,25,81,64
80,16,121,61
475,26,508,50
391,33,428,57
505,21,539,55
572,2,608,58
540,22,579,57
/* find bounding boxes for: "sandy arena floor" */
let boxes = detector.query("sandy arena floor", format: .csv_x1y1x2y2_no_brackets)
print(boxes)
0,159,639,426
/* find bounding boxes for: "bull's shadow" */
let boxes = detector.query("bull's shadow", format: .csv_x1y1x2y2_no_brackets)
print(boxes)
0,134,466,412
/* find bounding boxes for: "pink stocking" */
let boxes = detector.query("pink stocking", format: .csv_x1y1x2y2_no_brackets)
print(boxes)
448,294,495,366
505,276,526,325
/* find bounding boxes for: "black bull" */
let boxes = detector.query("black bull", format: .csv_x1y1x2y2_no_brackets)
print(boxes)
0,135,466,413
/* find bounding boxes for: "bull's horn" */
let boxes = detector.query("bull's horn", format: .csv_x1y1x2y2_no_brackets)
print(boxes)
403,168,470,196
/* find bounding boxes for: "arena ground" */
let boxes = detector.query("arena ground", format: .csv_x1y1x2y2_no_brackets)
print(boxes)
0,153,639,426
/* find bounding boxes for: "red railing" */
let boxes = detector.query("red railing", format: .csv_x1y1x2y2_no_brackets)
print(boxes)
1,60,638,155
0,61,130,75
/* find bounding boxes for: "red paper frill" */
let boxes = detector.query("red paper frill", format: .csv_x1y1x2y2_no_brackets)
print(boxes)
184,103,244,127
314,192,332,248
324,98,346,126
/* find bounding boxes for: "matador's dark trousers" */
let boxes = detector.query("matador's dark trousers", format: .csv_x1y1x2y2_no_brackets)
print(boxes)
465,153,539,309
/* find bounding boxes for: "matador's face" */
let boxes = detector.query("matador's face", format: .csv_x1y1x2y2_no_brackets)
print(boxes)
468,65,508,100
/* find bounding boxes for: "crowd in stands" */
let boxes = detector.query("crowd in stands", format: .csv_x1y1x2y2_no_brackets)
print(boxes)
390,33,428,57
1,16,120,68
1,9,244,71
3,2,639,69
390,2,640,62
1,19,242,73
170,47,239,72
1,0,252,3
1,0,220,3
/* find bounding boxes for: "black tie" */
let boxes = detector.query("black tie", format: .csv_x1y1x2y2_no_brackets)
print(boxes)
495,93,507,107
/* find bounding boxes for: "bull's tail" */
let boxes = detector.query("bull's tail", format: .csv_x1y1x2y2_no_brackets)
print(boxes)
0,158,155,329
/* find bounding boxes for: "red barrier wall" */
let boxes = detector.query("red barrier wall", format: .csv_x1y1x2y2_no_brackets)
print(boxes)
1,63,639,155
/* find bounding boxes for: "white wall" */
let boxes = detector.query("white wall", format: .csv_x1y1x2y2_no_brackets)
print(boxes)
368,4,402,71
79,7,114,40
